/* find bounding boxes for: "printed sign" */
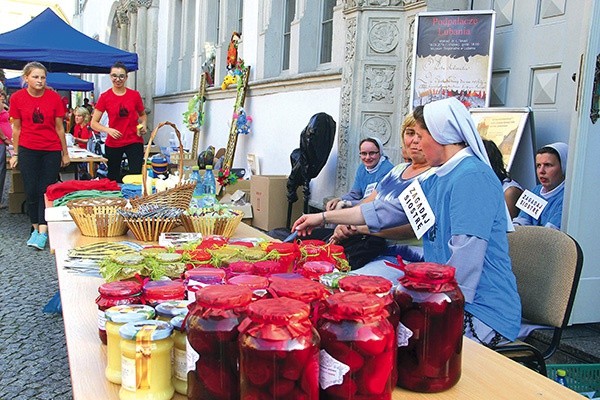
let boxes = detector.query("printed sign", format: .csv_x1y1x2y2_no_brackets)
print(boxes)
363,182,377,198
516,189,548,220
411,10,495,109
399,180,435,239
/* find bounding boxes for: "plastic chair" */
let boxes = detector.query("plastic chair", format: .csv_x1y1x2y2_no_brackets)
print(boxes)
495,226,584,375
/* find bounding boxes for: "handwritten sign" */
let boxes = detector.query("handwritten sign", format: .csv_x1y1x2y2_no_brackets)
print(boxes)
516,190,548,220
399,180,435,239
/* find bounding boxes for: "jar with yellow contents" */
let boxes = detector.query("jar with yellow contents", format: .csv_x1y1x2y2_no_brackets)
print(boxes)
105,304,155,384
119,319,174,400
170,315,187,395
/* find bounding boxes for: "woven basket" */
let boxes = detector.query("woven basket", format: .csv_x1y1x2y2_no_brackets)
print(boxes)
181,211,244,238
67,197,128,237
130,121,195,210
119,205,183,242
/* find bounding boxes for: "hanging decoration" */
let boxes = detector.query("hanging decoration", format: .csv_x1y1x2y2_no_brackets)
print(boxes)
233,108,252,135
182,93,204,132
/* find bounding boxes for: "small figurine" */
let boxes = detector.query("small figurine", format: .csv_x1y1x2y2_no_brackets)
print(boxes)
226,31,241,70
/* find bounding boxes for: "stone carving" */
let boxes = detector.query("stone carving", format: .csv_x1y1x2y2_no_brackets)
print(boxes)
361,115,392,144
137,0,154,8
369,21,399,53
403,15,416,114
345,18,357,62
364,65,395,103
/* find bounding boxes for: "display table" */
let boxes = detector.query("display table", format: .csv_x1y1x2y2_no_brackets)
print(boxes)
67,147,107,177
49,220,581,400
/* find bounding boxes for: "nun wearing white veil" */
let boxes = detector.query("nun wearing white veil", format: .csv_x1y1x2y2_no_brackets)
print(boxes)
293,97,521,344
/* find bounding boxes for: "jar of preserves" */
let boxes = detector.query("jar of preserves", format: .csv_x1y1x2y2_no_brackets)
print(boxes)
319,271,349,293
252,260,285,276
170,315,187,396
298,260,335,282
142,280,185,307
96,280,143,344
227,274,270,301
184,267,226,301
186,284,253,399
393,262,464,392
264,242,300,273
269,276,328,324
318,291,395,399
104,304,155,384
155,299,190,321
119,319,174,400
239,297,320,399
225,261,254,278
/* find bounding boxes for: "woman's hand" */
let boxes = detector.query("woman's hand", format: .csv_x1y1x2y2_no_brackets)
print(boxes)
9,155,18,168
326,198,341,210
291,213,324,236
331,224,358,243
107,128,122,139
61,153,71,167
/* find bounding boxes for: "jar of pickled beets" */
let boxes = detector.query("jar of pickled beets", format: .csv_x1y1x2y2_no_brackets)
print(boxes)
186,284,253,400
269,276,328,324
238,297,320,399
96,280,143,344
318,291,395,399
393,262,464,392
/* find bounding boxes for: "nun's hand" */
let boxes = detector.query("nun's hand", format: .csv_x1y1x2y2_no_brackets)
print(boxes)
331,224,358,243
292,213,323,236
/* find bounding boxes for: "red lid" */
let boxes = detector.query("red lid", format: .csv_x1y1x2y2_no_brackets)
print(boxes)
227,261,254,273
270,277,327,303
399,262,458,292
98,280,142,297
185,249,212,262
228,274,269,290
323,292,386,322
185,267,226,280
338,275,392,294
266,242,298,254
194,284,253,308
328,244,345,254
253,260,280,275
247,297,310,324
301,261,335,274
143,280,185,301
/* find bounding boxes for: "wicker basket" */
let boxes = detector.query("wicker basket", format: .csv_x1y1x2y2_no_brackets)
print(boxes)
181,210,244,238
130,121,196,210
118,205,183,242
67,197,128,237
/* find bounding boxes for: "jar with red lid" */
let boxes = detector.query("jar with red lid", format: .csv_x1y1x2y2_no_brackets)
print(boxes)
227,274,269,301
318,291,395,399
96,280,143,344
238,297,320,399
143,280,185,306
393,262,464,393
264,242,300,273
184,267,226,301
252,260,285,276
186,284,253,400
297,260,335,281
269,276,328,324
225,261,254,278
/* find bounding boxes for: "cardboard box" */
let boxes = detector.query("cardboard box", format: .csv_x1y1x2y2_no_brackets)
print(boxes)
10,169,25,193
217,179,251,200
8,191,27,214
250,175,303,231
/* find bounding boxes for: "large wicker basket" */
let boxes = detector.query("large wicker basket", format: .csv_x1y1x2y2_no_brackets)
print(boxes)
118,205,183,242
130,121,196,210
181,210,244,238
67,197,128,237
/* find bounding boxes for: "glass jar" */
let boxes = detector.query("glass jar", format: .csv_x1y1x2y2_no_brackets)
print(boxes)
227,274,270,301
318,291,395,399
269,276,328,324
239,297,320,399
264,242,300,273
186,284,253,399
96,280,143,345
252,260,285,276
184,267,226,301
104,305,155,384
170,315,187,396
298,260,335,282
393,262,464,392
155,299,190,321
119,319,174,400
225,261,254,278
143,280,185,307
319,271,349,293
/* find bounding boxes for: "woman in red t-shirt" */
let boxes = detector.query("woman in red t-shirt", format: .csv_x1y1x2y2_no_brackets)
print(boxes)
8,61,70,250
90,61,147,182
72,106,93,149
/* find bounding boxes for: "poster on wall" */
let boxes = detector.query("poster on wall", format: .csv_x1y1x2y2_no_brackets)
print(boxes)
410,10,496,109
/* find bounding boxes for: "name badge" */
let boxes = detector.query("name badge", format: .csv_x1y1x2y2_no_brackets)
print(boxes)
399,180,435,239
516,190,548,220
363,183,377,198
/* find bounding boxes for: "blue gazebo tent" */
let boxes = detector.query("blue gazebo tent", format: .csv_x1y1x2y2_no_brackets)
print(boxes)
0,8,137,73
4,72,93,91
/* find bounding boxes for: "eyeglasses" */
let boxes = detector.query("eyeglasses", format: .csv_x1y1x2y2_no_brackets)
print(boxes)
359,151,380,157
110,74,127,80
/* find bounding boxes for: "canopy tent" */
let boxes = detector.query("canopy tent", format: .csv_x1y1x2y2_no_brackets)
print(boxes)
0,8,138,73
4,72,93,91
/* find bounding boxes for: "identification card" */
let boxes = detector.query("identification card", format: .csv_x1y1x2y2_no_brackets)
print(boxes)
516,190,548,220
363,182,377,198
399,180,435,239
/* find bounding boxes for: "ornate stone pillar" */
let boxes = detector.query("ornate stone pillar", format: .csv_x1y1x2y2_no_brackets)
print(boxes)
335,0,425,195
116,5,129,51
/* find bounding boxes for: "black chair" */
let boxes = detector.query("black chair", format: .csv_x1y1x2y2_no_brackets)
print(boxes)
495,226,584,375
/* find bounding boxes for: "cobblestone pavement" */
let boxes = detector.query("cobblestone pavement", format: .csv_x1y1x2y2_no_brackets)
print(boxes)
0,178,73,400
